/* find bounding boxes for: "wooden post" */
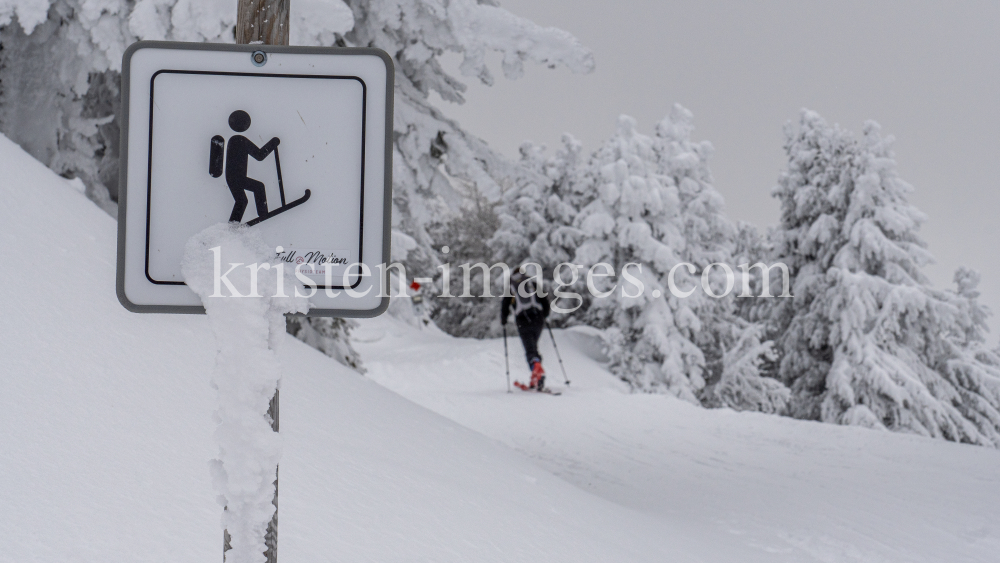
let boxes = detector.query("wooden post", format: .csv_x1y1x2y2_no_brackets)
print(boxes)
225,6,289,562
237,0,290,46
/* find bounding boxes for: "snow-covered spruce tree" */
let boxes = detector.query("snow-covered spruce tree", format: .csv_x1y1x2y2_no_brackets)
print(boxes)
333,0,595,345
569,108,784,410
767,110,1000,445
732,220,774,323
708,323,786,413
424,183,502,338
490,136,585,270
426,134,585,339
656,106,787,411
343,0,593,339
0,0,355,213
286,316,364,373
0,0,131,214
342,0,593,281
484,134,587,325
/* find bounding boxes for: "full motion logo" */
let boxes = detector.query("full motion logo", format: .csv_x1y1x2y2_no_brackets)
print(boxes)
276,248,351,276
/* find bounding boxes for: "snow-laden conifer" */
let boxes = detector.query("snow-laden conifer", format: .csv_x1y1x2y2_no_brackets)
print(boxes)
0,0,592,254
568,108,783,409
490,136,584,271
768,110,1000,445
570,114,697,399
424,185,504,337
481,135,587,325
343,0,592,339
341,0,593,279
706,323,787,413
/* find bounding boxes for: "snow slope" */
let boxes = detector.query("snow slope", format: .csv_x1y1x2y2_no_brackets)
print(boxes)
0,133,695,562
354,315,1000,563
3,128,999,563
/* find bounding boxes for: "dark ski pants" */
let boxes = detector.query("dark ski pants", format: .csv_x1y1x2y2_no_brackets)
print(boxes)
516,317,544,368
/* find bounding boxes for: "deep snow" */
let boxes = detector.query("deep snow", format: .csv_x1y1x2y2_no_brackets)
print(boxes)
2,130,999,562
354,316,1000,563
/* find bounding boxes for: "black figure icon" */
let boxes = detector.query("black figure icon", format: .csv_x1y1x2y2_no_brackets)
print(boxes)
209,110,311,226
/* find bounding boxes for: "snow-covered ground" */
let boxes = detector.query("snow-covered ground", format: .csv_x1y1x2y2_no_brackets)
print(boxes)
354,315,1000,563
2,130,999,562
0,134,679,562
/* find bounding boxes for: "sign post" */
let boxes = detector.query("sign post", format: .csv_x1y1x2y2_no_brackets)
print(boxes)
116,5,393,560
237,0,289,45
235,4,288,560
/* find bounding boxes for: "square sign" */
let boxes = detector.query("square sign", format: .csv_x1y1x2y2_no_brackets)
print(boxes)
117,42,393,316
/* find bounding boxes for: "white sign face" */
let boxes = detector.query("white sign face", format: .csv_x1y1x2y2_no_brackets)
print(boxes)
117,42,393,316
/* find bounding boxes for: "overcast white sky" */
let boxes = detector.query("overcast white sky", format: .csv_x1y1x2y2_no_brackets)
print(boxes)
432,0,1000,336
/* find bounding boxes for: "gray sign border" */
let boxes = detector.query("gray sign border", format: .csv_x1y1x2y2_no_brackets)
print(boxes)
117,41,393,318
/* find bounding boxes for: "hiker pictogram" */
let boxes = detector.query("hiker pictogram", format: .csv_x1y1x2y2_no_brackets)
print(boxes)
209,110,311,226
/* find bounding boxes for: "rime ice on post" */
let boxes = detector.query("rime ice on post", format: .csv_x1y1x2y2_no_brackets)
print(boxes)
181,223,308,563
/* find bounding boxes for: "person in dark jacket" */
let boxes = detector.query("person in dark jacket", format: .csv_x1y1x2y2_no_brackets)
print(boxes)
501,271,551,391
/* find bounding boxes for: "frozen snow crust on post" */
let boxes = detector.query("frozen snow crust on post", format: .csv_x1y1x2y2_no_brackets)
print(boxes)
181,223,308,563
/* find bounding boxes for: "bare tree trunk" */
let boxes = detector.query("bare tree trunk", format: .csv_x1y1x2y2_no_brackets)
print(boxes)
225,7,289,560
236,0,290,46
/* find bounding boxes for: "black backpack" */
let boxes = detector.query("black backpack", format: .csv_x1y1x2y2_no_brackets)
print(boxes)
513,280,543,321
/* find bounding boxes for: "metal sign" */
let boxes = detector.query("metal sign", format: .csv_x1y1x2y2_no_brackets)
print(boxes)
116,42,393,317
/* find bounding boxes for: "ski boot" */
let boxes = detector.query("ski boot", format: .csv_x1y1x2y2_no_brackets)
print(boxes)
530,361,546,392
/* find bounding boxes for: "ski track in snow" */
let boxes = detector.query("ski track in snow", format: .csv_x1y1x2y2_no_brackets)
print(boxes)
354,314,1000,563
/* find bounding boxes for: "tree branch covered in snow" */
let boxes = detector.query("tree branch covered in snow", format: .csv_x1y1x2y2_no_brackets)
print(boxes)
340,0,593,293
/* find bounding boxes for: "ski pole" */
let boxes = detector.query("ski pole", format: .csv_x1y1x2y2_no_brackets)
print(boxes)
545,322,570,386
503,325,512,393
